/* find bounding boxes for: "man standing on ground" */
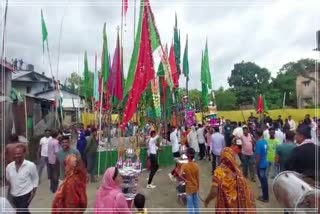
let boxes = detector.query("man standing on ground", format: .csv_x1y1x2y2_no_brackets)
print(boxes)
277,115,284,130
196,124,206,160
285,124,319,181
180,148,199,214
47,131,60,193
168,127,180,181
147,131,160,189
255,129,269,203
275,131,296,173
288,116,296,131
6,145,39,213
224,120,232,147
266,127,280,178
205,126,212,161
274,123,285,144
210,127,225,173
84,128,98,183
187,126,199,160
240,126,256,182
57,136,80,184
38,129,51,182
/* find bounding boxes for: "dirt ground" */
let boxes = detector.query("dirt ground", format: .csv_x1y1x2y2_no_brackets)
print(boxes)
3,160,282,213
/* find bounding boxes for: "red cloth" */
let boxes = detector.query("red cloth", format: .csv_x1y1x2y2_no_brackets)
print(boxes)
52,155,87,214
121,3,155,129
122,0,128,17
256,95,263,114
169,44,179,88
111,32,123,101
160,76,167,104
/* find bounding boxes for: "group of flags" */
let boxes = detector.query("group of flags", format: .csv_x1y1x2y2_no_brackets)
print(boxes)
40,0,213,129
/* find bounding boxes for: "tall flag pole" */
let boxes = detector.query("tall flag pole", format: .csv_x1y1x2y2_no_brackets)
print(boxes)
200,51,208,107
121,0,169,129
200,39,212,108
42,9,61,127
174,13,181,76
41,9,48,64
183,34,189,96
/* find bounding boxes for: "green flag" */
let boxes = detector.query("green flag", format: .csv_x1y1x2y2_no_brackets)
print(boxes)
41,9,48,53
124,2,144,95
174,13,181,75
263,95,269,112
182,35,189,80
101,23,110,84
202,40,212,89
200,52,209,106
83,51,90,100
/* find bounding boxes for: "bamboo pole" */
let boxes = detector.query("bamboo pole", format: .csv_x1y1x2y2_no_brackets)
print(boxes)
24,96,28,140
98,77,104,176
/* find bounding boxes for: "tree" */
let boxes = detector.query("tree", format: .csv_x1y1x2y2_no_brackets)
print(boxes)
65,72,82,93
269,58,316,107
228,61,271,106
214,87,237,110
65,71,94,102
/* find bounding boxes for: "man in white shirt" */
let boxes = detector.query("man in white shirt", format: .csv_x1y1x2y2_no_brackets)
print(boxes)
168,127,179,181
147,130,160,189
6,145,38,213
274,123,285,144
288,116,296,131
196,124,206,160
38,129,52,182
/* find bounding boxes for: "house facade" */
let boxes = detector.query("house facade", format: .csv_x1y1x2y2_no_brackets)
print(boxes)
296,70,320,108
0,60,14,143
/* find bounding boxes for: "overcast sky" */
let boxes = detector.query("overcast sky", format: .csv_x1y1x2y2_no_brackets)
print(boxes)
3,0,320,90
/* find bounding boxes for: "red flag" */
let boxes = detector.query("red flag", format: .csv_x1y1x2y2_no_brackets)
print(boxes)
256,94,263,114
169,43,179,88
121,5,155,129
160,76,167,104
113,31,123,101
122,0,128,17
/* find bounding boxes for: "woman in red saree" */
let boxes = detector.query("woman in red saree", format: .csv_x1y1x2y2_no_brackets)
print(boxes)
204,147,256,213
52,154,87,214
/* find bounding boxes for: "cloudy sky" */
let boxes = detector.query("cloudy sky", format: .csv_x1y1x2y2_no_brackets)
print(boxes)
3,0,320,90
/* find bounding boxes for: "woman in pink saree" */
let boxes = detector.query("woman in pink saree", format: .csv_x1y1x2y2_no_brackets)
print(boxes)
95,167,131,214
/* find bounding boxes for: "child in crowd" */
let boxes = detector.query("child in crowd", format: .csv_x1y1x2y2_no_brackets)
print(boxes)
180,148,200,214
134,193,147,214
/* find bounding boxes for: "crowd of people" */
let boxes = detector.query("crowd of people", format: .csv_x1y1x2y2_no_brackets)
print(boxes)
1,113,319,213
166,113,319,213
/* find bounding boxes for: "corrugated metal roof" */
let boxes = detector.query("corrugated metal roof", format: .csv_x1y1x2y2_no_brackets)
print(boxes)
12,70,32,80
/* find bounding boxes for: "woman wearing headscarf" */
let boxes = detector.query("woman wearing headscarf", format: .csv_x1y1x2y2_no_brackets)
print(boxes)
95,167,131,214
204,147,256,213
52,154,87,214
187,126,199,160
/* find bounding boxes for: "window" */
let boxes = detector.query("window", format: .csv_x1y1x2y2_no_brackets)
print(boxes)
26,86,31,93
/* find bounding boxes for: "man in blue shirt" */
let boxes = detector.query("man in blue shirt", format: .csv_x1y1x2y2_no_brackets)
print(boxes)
255,129,269,203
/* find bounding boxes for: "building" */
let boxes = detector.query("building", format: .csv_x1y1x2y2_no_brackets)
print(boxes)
0,60,14,143
12,69,54,95
296,69,320,108
35,88,83,124
11,64,84,126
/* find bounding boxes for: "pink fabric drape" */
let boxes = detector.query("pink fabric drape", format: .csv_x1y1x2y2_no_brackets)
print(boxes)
94,167,131,214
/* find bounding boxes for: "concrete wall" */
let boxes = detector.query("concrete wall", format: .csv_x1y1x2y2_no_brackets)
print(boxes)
296,73,320,108
12,81,50,95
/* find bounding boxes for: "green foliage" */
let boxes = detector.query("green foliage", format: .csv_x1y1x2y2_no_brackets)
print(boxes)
65,72,82,93
214,87,237,110
228,61,271,105
268,58,316,108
